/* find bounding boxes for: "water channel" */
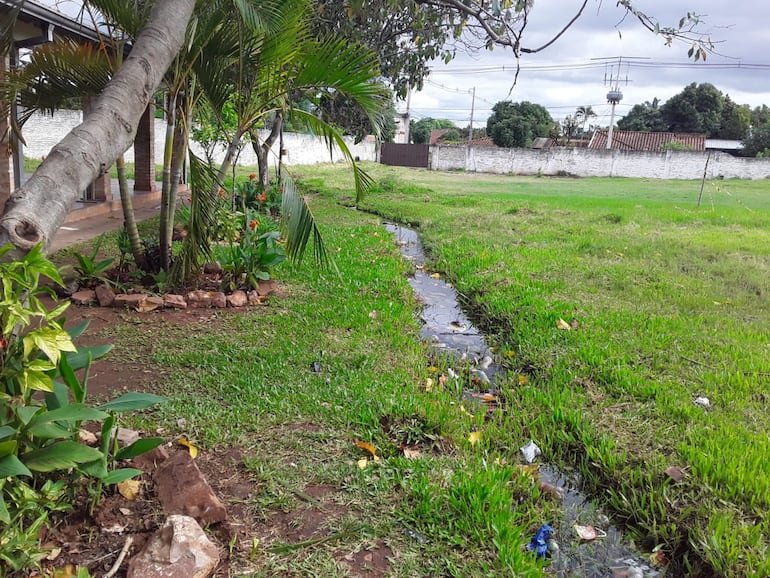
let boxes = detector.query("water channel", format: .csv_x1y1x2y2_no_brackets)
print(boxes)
386,222,665,578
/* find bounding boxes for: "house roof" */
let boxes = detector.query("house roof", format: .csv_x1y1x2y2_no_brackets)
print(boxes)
0,0,102,45
468,136,496,147
429,128,450,144
588,130,705,151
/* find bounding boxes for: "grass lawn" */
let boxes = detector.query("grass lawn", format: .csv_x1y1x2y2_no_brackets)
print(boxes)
293,163,770,577
53,163,769,576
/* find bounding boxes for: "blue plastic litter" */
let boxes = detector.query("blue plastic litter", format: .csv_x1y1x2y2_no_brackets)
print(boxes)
526,524,554,558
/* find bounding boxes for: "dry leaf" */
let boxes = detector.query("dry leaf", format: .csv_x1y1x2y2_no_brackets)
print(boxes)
357,458,369,470
481,393,497,402
574,524,606,540
517,374,529,385
468,431,483,446
45,546,62,561
517,464,540,479
427,365,438,373
117,479,141,501
438,374,448,386
52,565,80,578
355,440,381,462
403,446,422,459
425,378,434,392
556,318,571,331
135,299,160,313
178,436,199,459
368,310,378,319
430,272,441,279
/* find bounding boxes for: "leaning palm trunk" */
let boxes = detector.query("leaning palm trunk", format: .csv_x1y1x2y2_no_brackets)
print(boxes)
115,154,145,268
251,112,283,189
0,0,196,257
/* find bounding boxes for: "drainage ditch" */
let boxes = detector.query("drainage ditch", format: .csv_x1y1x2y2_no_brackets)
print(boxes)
387,222,664,578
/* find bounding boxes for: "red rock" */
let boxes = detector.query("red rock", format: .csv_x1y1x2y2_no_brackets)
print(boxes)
164,294,188,309
154,451,227,526
257,279,277,296
113,293,149,308
94,284,116,307
127,515,219,578
186,290,212,308
71,290,96,306
211,292,227,309
227,290,248,307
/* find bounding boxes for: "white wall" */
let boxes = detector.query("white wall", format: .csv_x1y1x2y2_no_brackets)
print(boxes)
22,110,377,167
430,145,770,180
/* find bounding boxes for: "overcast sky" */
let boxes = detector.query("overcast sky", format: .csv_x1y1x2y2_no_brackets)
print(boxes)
404,0,769,129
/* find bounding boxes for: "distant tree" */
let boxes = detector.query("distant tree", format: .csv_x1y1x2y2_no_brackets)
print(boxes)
410,117,455,144
659,82,724,136
318,92,397,142
741,125,770,157
561,115,579,141
574,105,596,136
717,96,751,140
617,99,667,132
486,101,554,148
750,105,770,128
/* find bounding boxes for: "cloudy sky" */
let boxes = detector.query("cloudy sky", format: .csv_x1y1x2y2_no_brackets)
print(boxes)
404,0,769,128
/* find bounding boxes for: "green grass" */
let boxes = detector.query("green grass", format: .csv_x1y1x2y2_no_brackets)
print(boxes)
292,163,770,577
54,163,770,576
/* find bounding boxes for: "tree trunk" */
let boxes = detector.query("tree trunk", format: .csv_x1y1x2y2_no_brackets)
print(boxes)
0,0,195,258
251,112,283,189
159,93,178,270
115,154,145,269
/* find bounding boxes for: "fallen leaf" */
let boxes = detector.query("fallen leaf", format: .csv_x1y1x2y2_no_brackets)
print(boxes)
556,318,571,331
574,524,605,540
664,465,685,483
518,374,529,385
481,393,497,402
438,374,448,386
427,365,439,373
135,299,160,313
52,565,81,578
368,310,378,319
119,507,132,516
403,446,422,459
178,436,199,459
118,479,141,501
45,547,62,561
517,464,540,479
468,431,483,446
430,272,441,279
357,458,369,470
355,440,380,462
425,378,434,392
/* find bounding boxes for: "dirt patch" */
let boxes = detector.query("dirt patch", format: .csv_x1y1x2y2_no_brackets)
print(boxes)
336,541,394,578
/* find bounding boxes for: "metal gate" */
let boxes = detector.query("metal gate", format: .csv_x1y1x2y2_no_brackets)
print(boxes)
380,143,429,168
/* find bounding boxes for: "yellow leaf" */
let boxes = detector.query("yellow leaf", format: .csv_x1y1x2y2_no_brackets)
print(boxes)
178,436,198,459
117,479,141,501
355,440,380,461
468,431,483,446
556,318,571,330
430,273,441,279
357,458,369,470
517,464,540,479
518,374,529,385
427,365,438,373
425,378,434,392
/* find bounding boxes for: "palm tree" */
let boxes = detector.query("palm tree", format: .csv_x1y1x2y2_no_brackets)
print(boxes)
575,105,596,142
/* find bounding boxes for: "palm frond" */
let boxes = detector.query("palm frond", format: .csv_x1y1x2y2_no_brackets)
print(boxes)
288,108,375,203
280,174,328,267
83,0,150,38
233,0,304,35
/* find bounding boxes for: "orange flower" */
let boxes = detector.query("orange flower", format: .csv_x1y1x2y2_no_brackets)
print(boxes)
257,191,267,202
248,173,256,180
249,219,259,230
218,187,225,198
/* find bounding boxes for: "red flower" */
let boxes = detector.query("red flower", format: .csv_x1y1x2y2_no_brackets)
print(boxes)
249,219,259,230
248,173,256,180
258,192,267,202
218,187,225,198
0,338,7,350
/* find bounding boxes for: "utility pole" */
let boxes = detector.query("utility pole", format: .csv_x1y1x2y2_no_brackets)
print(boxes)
403,87,412,144
591,56,646,149
467,87,476,146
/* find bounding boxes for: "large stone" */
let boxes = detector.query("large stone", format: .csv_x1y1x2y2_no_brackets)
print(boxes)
113,293,149,308
247,290,264,305
71,290,96,306
257,279,277,296
227,290,248,307
155,451,227,526
164,294,188,309
186,290,212,308
203,262,223,275
127,515,219,578
95,284,116,307
211,292,227,309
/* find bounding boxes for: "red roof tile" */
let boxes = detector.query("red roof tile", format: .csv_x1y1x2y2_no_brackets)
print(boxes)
588,131,705,151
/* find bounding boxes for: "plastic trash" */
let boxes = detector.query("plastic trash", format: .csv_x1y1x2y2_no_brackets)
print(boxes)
573,524,607,540
470,368,490,384
694,396,710,408
520,440,542,464
525,524,554,558
539,481,565,501
310,361,322,373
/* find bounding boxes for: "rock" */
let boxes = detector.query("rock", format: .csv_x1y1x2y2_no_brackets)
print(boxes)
155,451,227,526
164,294,188,309
227,290,248,307
117,428,141,447
664,466,685,483
132,445,171,473
211,292,227,309
146,296,166,309
79,429,98,446
247,290,265,305
257,279,277,296
71,290,97,306
113,294,150,309
95,284,116,307
127,515,219,578
203,262,223,275
186,290,212,308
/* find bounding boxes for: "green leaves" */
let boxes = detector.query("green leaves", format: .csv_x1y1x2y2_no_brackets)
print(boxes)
99,392,169,413
22,442,103,473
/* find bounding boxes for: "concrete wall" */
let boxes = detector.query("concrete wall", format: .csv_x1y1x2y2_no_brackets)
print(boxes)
430,144,770,180
22,110,377,167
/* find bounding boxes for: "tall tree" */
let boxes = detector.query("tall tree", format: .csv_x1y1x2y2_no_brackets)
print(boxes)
717,95,751,140
486,101,554,148
617,99,667,132
0,0,195,258
659,82,724,135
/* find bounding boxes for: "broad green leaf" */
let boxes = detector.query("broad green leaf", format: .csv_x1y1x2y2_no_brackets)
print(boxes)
28,403,108,426
99,392,168,412
66,345,113,371
25,422,73,439
115,437,165,461
27,327,77,365
103,468,143,485
0,426,16,440
15,405,42,426
0,490,8,524
21,368,54,392
0,454,32,477
22,441,103,472
58,354,86,404
0,440,17,457
78,458,108,479
45,381,71,411
101,415,115,456
65,320,90,340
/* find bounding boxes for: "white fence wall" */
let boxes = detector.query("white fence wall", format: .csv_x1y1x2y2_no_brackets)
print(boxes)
430,145,770,180
22,110,376,167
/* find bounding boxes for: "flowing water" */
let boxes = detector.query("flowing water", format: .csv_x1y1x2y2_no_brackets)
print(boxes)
386,222,665,578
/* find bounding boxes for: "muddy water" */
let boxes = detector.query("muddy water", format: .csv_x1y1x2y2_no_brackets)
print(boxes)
387,222,664,578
